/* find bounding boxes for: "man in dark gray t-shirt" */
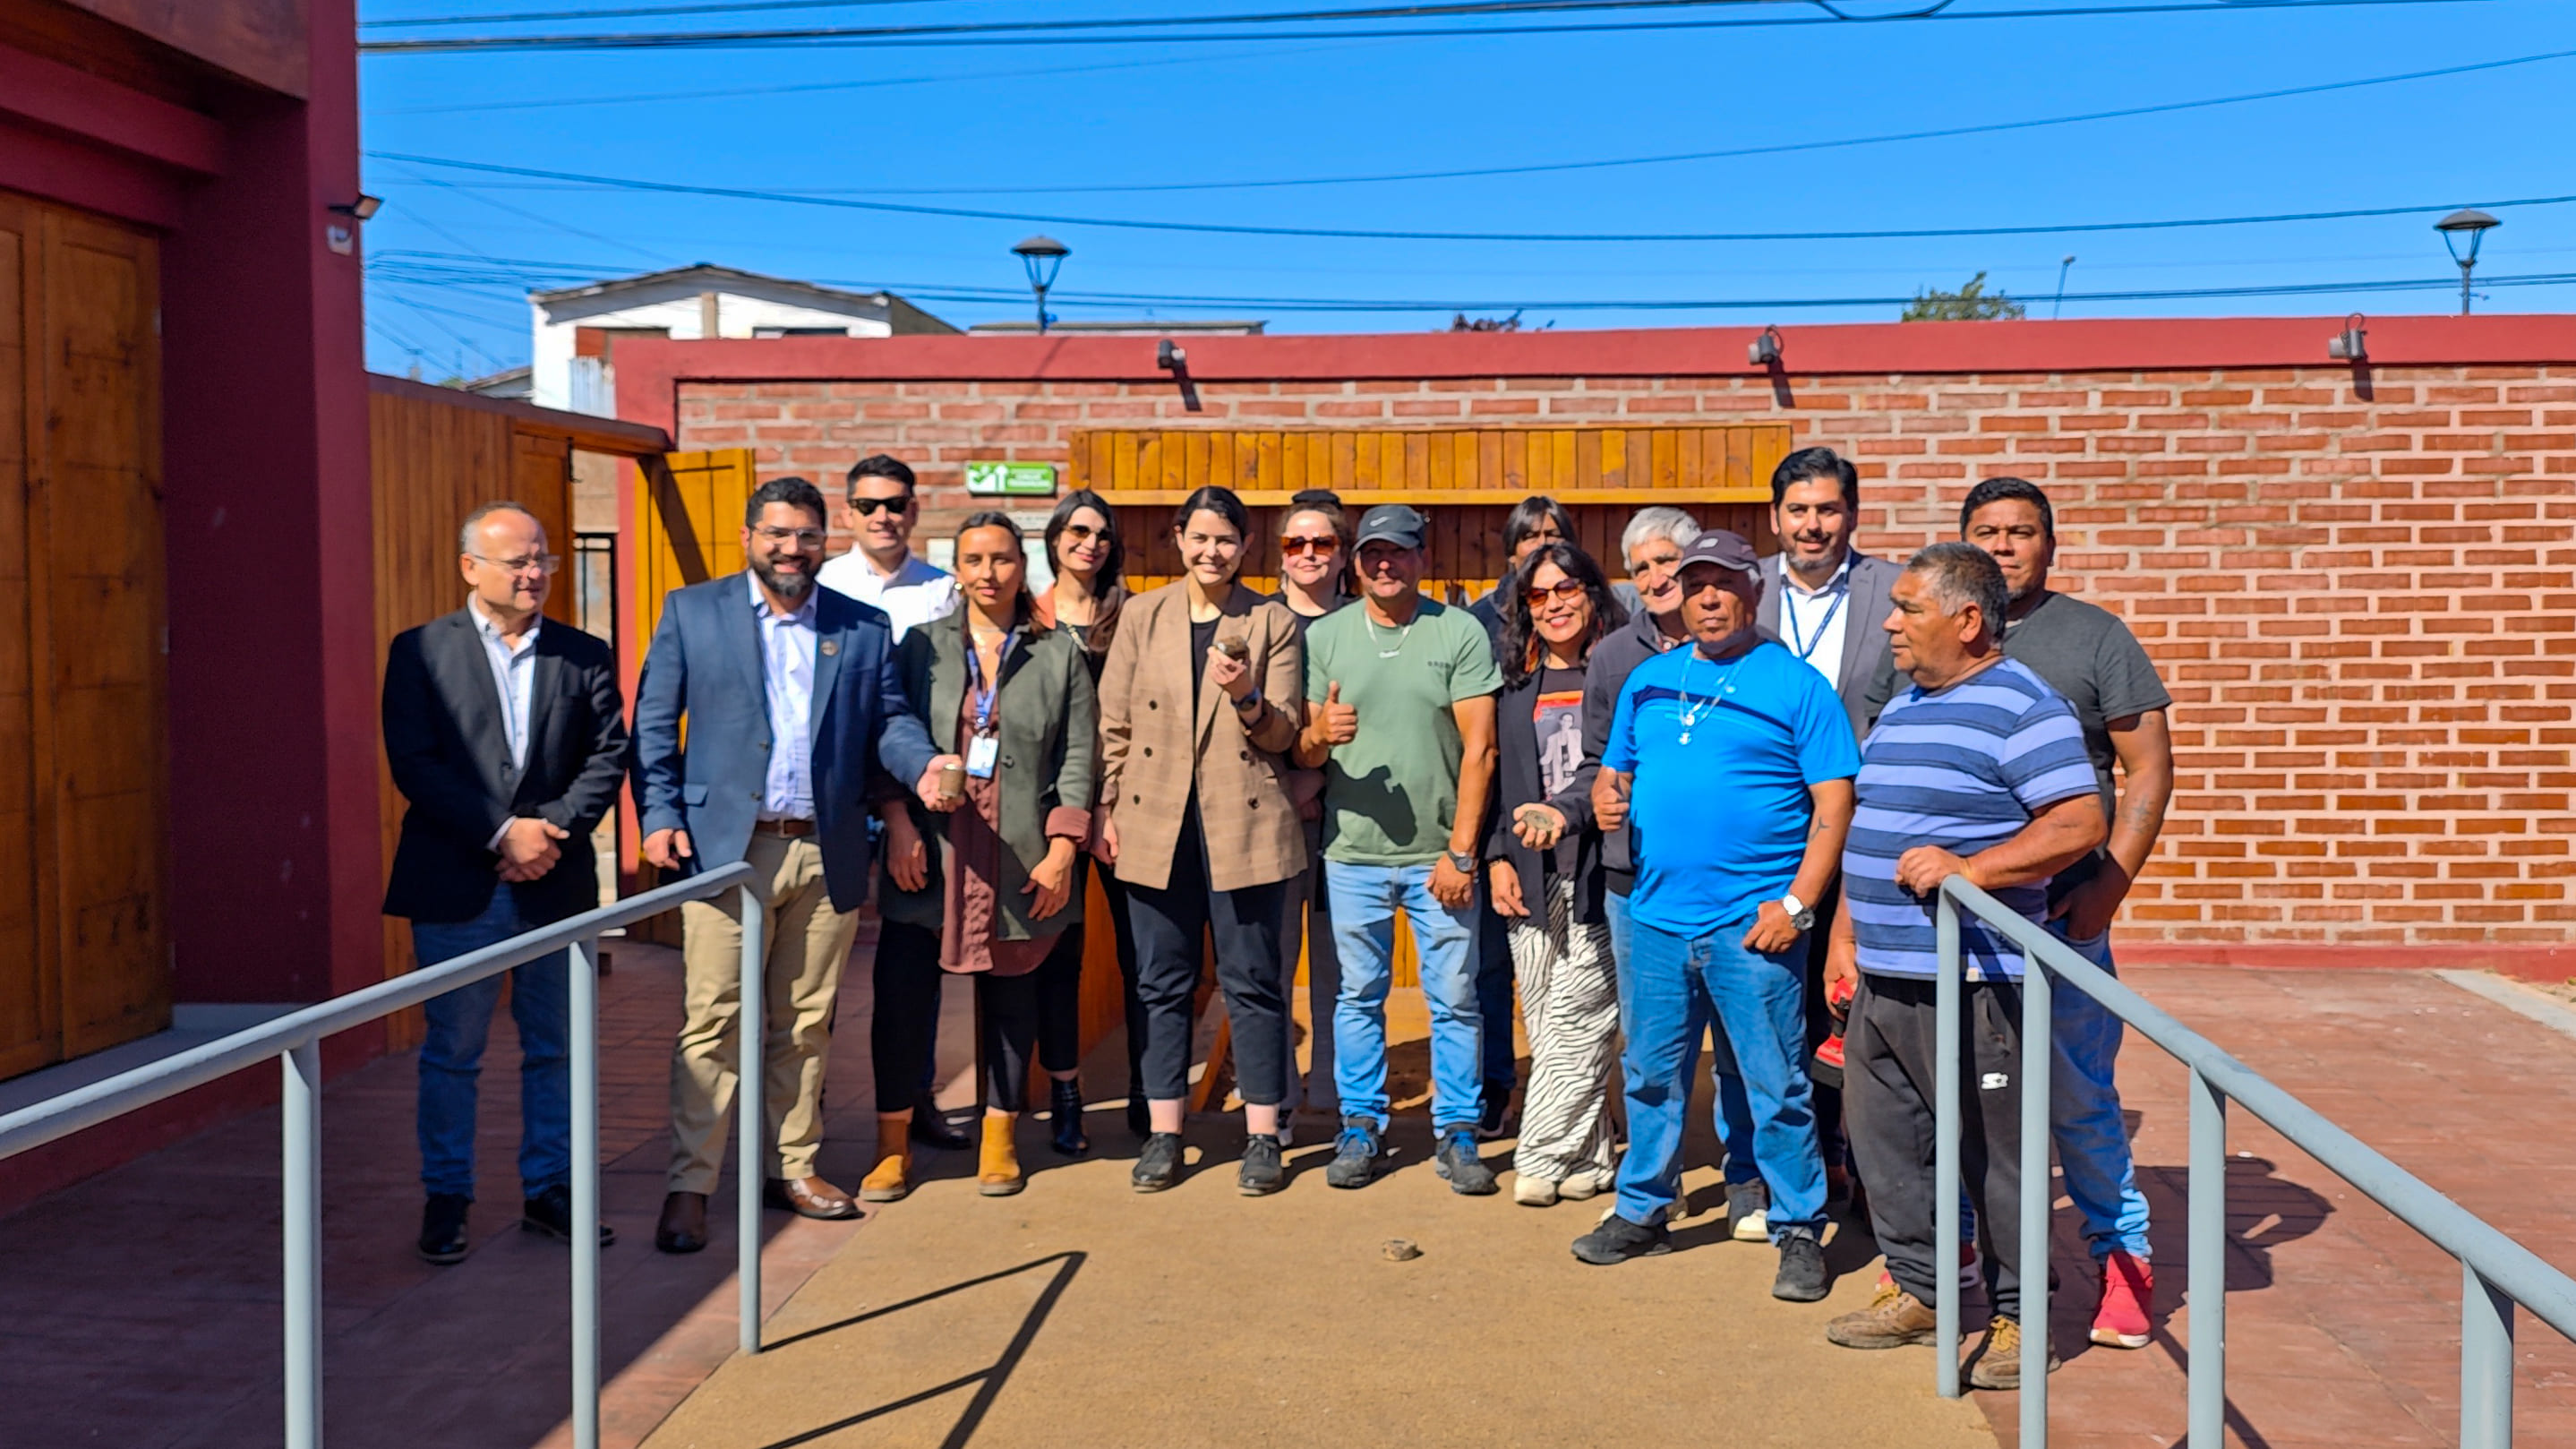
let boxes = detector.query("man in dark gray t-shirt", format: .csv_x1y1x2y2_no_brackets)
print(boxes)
1963,476,2173,1357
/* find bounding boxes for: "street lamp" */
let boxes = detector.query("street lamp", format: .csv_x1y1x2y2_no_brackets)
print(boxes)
1011,234,1069,334
2435,208,2499,316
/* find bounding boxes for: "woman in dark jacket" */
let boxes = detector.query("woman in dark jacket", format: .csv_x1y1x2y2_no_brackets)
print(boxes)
865,513,1096,1200
1485,540,1628,1206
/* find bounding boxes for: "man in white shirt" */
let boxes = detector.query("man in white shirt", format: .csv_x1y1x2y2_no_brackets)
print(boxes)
815,453,958,640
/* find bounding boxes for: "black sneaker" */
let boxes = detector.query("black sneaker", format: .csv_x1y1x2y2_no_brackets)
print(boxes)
1324,1117,1381,1189
1774,1233,1829,1302
1434,1127,1499,1196
417,1193,471,1265
1570,1213,1671,1265
1238,1134,1285,1196
1476,1080,1513,1141
1132,1132,1185,1193
522,1183,616,1247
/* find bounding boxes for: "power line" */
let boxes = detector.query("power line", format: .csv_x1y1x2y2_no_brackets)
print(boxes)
362,0,962,28
358,0,2487,53
369,150,2576,244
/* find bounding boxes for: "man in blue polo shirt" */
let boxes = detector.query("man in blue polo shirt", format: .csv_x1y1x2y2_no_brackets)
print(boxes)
1572,530,1856,1304
1822,542,2105,1392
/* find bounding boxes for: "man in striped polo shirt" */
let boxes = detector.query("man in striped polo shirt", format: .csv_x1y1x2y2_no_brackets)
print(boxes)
1821,543,2106,1392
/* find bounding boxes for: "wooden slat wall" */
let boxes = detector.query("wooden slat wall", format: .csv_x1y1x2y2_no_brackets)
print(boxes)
0,191,170,1081
369,387,578,1043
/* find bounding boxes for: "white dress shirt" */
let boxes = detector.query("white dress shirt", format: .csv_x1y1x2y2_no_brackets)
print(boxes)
1778,554,1854,690
817,548,958,641
470,597,540,849
753,575,819,820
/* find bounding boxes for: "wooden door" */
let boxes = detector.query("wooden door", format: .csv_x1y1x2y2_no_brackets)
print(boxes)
629,448,756,651
0,190,169,1078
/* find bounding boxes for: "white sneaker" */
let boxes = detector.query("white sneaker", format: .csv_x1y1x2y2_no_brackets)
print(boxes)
1731,1207,1769,1243
1512,1173,1560,1206
1557,1169,1608,1201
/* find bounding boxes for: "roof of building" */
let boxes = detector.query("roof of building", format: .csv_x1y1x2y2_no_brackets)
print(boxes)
530,263,957,334
967,319,1268,336
458,364,533,399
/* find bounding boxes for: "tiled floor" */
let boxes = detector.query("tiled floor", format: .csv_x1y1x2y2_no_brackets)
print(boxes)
3,950,2570,1448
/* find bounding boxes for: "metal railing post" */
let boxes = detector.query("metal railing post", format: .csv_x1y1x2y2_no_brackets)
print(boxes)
2187,1069,2227,1449
1935,889,1962,1399
282,1039,323,1449
2462,1263,2515,1449
569,935,602,1449
738,879,767,1356
2020,957,2051,1444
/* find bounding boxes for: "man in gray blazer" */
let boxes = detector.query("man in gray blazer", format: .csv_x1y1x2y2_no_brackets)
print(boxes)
1750,445,1898,1212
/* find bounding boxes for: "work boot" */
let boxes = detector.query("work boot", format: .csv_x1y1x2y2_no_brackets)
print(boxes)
977,1112,1023,1197
1825,1280,1939,1349
1435,1126,1499,1196
1324,1117,1381,1190
1968,1315,2059,1391
860,1115,913,1203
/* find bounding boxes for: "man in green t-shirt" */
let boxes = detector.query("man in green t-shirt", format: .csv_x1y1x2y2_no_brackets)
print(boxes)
1296,505,1502,1195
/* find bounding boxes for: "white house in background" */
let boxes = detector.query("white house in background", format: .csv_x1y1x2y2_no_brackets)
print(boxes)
528,263,956,415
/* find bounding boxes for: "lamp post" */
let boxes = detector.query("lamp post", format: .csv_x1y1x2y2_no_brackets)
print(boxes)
2435,209,2499,316
1011,235,1069,334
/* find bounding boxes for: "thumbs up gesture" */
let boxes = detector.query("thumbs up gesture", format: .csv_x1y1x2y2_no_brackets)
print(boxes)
1315,681,1359,746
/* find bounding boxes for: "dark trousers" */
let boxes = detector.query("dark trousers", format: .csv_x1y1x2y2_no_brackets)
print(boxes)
975,927,1085,1113
1125,806,1289,1107
871,919,945,1114
1846,973,2027,1322
1093,862,1148,1099
1476,889,1517,1093
1801,878,1849,1170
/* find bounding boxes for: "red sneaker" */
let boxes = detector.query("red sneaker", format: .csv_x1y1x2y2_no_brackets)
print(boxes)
2091,1249,2152,1349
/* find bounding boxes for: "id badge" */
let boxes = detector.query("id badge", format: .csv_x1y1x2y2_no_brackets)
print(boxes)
965,734,1000,779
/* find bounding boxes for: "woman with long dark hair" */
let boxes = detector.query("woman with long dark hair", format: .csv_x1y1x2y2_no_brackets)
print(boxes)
864,513,1096,1199
1096,485,1307,1194
1267,490,1348,1119
1030,488,1143,1151
1486,539,1629,1205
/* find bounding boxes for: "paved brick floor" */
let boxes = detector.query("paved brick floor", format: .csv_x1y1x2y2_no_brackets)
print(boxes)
2,952,2569,1447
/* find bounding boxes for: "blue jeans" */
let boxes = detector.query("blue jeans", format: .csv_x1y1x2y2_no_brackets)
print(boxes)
1613,913,1826,1239
1607,888,1756,1182
1326,861,1482,1132
413,888,571,1200
2049,921,2152,1259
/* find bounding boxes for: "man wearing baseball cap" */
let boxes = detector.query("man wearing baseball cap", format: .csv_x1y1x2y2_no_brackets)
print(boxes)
1294,503,1503,1195
1576,530,1856,1303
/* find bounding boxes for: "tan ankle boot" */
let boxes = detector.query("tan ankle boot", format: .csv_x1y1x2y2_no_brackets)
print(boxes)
860,1114,912,1203
978,1112,1023,1196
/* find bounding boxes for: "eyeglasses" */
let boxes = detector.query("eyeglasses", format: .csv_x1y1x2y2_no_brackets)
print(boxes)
1523,579,1587,606
753,527,826,548
848,495,911,518
470,553,561,576
1280,536,1339,556
1058,521,1106,542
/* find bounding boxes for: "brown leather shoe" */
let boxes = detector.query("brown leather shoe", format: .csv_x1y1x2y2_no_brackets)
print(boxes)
655,1191,708,1255
764,1175,861,1221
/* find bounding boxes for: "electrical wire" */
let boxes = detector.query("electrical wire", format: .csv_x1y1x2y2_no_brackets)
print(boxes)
363,0,962,27
357,0,2491,53
368,150,2576,244
363,0,1765,30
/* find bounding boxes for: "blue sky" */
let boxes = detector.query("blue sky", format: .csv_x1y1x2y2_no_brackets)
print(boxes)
355,0,2576,379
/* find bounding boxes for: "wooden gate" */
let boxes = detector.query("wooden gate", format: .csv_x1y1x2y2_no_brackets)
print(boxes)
0,191,169,1080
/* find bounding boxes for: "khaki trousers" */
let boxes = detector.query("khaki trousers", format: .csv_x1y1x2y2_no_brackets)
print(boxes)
667,834,859,1195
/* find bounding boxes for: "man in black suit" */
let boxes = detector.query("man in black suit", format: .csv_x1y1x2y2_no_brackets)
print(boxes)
383,502,628,1265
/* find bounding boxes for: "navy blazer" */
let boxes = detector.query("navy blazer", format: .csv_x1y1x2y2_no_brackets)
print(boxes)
382,609,628,927
629,572,939,911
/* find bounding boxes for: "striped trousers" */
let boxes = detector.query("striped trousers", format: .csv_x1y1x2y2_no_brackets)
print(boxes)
1506,876,1621,1185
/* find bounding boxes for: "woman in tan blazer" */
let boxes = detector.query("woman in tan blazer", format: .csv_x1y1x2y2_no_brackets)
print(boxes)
1096,484,1307,1195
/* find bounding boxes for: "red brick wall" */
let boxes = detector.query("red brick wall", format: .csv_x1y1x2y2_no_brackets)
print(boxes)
658,344,2576,956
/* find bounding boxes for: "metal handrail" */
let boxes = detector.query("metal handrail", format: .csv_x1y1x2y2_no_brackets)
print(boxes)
0,861,766,1449
1931,875,2576,1449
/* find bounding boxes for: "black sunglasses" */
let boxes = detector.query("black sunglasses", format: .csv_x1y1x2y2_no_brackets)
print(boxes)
848,495,911,517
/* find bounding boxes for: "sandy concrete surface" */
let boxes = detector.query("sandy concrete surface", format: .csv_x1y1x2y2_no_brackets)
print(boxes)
643,1113,1997,1449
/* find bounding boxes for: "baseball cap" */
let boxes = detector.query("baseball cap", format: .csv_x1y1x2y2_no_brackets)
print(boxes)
1354,504,1427,550
1677,528,1759,576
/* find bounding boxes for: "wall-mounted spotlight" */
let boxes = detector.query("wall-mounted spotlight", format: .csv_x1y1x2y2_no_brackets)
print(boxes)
2327,313,2367,361
329,195,384,221
1748,325,1784,367
1157,339,1187,371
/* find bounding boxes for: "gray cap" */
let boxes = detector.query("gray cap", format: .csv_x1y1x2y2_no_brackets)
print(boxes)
1354,503,1427,550
1677,528,1759,577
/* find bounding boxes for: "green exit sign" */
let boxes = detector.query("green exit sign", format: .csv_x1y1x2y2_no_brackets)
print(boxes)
964,461,1058,497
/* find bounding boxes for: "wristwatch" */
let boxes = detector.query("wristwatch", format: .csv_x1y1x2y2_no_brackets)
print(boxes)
1447,849,1478,876
1781,892,1818,931
1234,687,1263,713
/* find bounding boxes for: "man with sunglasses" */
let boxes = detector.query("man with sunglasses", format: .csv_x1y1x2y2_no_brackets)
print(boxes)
817,453,957,642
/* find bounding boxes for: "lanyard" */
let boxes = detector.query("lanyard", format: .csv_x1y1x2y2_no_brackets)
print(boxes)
1782,577,1846,663
963,628,1016,734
